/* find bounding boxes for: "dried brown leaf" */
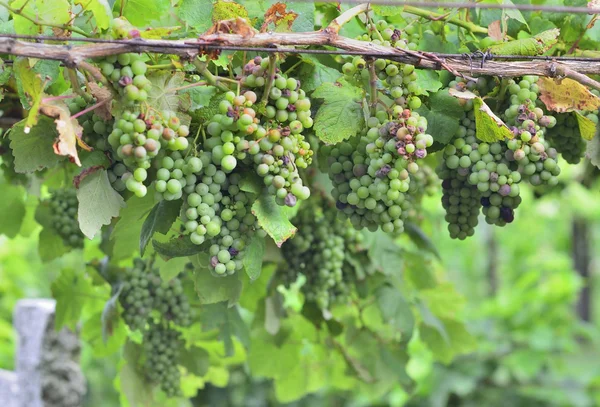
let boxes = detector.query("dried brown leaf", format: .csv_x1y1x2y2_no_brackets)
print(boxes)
488,20,503,42
538,77,600,113
261,3,298,33
205,17,256,38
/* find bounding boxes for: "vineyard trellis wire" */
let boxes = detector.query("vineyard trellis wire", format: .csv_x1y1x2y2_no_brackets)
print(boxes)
1,2,600,92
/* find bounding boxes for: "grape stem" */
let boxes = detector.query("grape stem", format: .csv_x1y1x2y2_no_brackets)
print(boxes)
367,59,378,116
402,5,488,35
71,98,111,120
261,54,278,104
167,81,208,94
192,59,230,92
66,69,93,103
41,94,78,103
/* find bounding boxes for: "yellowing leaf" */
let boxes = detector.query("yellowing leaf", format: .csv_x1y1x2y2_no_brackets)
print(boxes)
261,3,298,33
449,88,513,142
538,77,600,113
40,100,90,166
574,111,597,141
14,58,43,131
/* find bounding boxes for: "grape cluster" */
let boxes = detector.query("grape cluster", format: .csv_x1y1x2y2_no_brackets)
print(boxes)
119,258,192,331
98,53,151,103
322,107,433,234
143,322,183,397
81,113,112,152
180,158,267,275
280,200,364,310
357,19,420,51
546,112,594,164
118,259,191,395
107,110,190,197
503,76,561,187
47,189,84,248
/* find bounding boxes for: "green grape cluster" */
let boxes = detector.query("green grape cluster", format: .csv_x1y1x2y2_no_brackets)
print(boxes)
107,110,190,197
154,151,201,201
322,107,433,234
503,76,560,187
97,53,151,103
47,189,84,248
119,258,192,330
357,19,420,51
143,322,183,397
280,200,364,310
107,162,128,192
546,112,595,164
179,155,267,275
81,113,112,152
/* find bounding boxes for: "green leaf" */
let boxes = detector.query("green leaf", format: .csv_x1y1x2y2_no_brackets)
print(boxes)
420,283,465,320
118,341,155,407
243,234,264,280
286,1,315,32
82,310,127,357
14,56,43,128
251,193,296,247
147,71,190,112
11,0,71,35
200,302,250,356
489,28,560,56
38,227,69,262
51,268,95,330
404,222,441,260
110,193,156,260
365,230,403,276
194,271,242,305
182,85,218,111
575,111,597,141
298,55,342,93
376,285,414,336
178,346,210,376
212,0,248,21
312,79,365,144
238,172,263,195
417,89,463,146
586,131,600,169
178,0,213,32
9,118,61,173
413,70,443,96
0,184,26,238
75,0,111,30
152,235,204,259
140,199,182,256
419,319,476,364
114,0,170,27
77,169,126,239
372,5,402,16
449,89,513,142
155,256,189,281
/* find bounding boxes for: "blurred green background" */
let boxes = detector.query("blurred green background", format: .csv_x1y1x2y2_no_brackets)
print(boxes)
1,162,599,407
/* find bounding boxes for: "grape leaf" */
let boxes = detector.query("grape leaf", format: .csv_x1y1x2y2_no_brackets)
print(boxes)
155,256,189,282
298,55,342,93
11,0,70,35
75,0,111,30
376,285,414,336
182,85,218,111
413,70,443,96
110,193,155,260
365,230,404,276
77,169,126,239
118,341,155,407
419,319,476,364
178,0,213,32
239,172,263,194
417,89,463,146
586,131,600,169
40,99,88,166
538,77,600,113
51,267,95,330
114,0,170,26
404,222,441,260
82,310,126,357
152,235,204,259
38,227,70,262
140,199,182,256
147,71,190,112
286,1,314,32
243,234,265,280
13,58,43,129
372,5,402,16
194,271,242,305
489,28,560,56
574,111,597,141
9,117,63,173
0,184,26,238
449,89,513,142
200,302,250,356
178,346,210,376
312,80,365,144
251,193,296,247
212,0,248,22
